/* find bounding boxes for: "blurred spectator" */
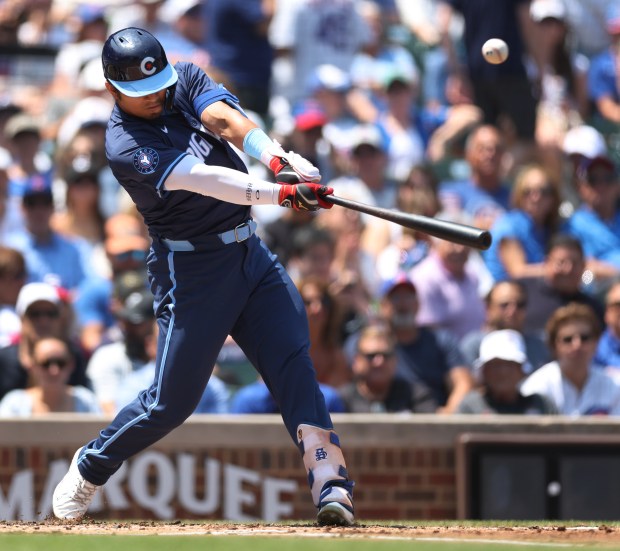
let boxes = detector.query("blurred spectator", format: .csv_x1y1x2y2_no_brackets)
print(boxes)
374,70,425,182
521,302,620,415
52,153,107,278
230,376,345,414
316,202,379,298
0,336,100,416
296,276,351,388
73,213,150,354
594,280,620,370
484,163,562,281
204,0,274,120
438,124,510,231
456,329,557,414
460,281,552,371
50,4,108,100
0,282,89,401
437,0,539,148
286,225,335,283
269,0,370,106
518,234,605,336
409,214,486,339
587,5,620,127
4,112,53,208
563,152,620,282
0,246,26,346
329,123,397,209
86,288,155,415
114,319,230,414
377,273,473,413
528,0,590,182
14,0,70,47
365,163,439,276
563,0,615,58
6,178,86,291
339,318,437,413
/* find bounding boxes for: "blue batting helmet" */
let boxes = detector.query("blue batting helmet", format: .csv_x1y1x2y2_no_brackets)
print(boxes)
102,27,178,97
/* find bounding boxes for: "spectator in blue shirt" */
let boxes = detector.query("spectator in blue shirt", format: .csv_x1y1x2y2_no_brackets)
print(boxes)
595,281,620,371
587,5,620,127
6,180,86,292
563,153,620,283
484,163,562,281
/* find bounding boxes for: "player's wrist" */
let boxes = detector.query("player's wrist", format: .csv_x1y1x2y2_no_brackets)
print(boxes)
242,127,279,166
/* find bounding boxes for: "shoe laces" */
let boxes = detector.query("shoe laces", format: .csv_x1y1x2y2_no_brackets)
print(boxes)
68,476,98,507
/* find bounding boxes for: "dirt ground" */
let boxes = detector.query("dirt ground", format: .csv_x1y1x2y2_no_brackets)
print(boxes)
1,520,620,545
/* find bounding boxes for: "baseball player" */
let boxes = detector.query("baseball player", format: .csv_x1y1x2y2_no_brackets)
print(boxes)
53,27,355,526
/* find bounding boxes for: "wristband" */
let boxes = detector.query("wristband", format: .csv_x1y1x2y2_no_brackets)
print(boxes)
243,127,274,163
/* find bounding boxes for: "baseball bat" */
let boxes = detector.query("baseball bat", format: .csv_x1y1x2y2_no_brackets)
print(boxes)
323,195,492,251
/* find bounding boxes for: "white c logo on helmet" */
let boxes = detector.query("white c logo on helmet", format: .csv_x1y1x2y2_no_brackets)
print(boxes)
140,57,157,76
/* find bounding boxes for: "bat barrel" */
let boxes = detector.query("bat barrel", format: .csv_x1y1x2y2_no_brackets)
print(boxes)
324,195,492,251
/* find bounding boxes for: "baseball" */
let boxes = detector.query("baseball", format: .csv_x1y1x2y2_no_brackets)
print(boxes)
482,38,509,64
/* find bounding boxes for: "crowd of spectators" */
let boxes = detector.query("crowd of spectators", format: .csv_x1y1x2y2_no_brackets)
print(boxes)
0,0,620,418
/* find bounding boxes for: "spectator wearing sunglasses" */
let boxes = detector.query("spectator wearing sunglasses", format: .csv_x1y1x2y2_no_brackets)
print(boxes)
460,281,551,372
0,336,100,416
0,282,90,401
564,152,620,284
483,163,563,282
338,319,437,413
520,302,620,416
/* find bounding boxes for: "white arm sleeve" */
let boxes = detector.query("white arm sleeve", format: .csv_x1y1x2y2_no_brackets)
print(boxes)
165,155,280,206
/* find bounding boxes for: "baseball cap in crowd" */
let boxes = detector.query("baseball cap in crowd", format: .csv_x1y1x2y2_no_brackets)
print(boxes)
4,113,41,141
562,125,607,160
306,64,352,95
350,124,386,155
606,4,620,34
292,100,327,131
474,329,530,371
22,177,54,206
379,273,416,299
529,0,566,22
113,270,148,303
117,289,154,324
15,282,60,317
160,0,201,23
74,4,107,26
381,67,419,91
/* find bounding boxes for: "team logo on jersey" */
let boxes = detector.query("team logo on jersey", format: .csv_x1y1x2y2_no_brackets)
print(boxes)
133,148,159,174
140,56,157,76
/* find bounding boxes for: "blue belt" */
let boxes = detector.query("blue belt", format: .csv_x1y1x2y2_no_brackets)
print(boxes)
161,220,257,251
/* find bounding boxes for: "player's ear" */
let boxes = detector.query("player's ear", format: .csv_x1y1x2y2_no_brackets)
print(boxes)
104,81,121,100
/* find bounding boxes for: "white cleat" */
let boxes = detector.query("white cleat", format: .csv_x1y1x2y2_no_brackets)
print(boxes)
317,485,355,526
53,449,100,520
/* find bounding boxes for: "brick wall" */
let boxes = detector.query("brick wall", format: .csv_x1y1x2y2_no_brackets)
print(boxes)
1,414,620,521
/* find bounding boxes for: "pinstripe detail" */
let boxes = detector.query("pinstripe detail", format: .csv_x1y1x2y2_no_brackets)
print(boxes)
79,251,178,466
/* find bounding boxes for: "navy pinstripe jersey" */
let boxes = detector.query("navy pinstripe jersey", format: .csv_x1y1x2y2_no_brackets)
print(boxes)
105,62,251,240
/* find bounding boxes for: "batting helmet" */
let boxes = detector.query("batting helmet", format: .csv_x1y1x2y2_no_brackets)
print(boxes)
102,27,178,97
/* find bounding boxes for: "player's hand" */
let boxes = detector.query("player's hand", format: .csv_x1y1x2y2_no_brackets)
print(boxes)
266,141,321,183
277,182,334,211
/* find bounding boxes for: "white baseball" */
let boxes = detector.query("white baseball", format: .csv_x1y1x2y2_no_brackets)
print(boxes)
481,38,509,65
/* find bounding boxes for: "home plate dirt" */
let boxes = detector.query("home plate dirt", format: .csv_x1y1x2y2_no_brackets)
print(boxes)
1,521,619,544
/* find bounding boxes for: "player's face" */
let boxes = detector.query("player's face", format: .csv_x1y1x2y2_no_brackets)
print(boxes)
106,83,167,119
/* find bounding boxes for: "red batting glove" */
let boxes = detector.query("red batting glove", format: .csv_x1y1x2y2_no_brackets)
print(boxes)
269,157,302,184
277,183,334,211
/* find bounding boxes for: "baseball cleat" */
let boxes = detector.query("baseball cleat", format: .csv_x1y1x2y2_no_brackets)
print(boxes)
53,448,100,520
316,484,355,526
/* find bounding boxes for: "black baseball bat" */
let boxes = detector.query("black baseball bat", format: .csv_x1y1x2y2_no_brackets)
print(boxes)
323,195,492,251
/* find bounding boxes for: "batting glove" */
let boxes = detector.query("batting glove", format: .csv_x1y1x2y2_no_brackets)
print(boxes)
263,140,321,183
278,183,334,211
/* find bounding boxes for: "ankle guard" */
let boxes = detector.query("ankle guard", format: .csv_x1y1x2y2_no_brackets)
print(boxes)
297,424,352,506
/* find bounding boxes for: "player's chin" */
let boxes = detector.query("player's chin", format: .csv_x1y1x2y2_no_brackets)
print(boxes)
141,105,164,118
